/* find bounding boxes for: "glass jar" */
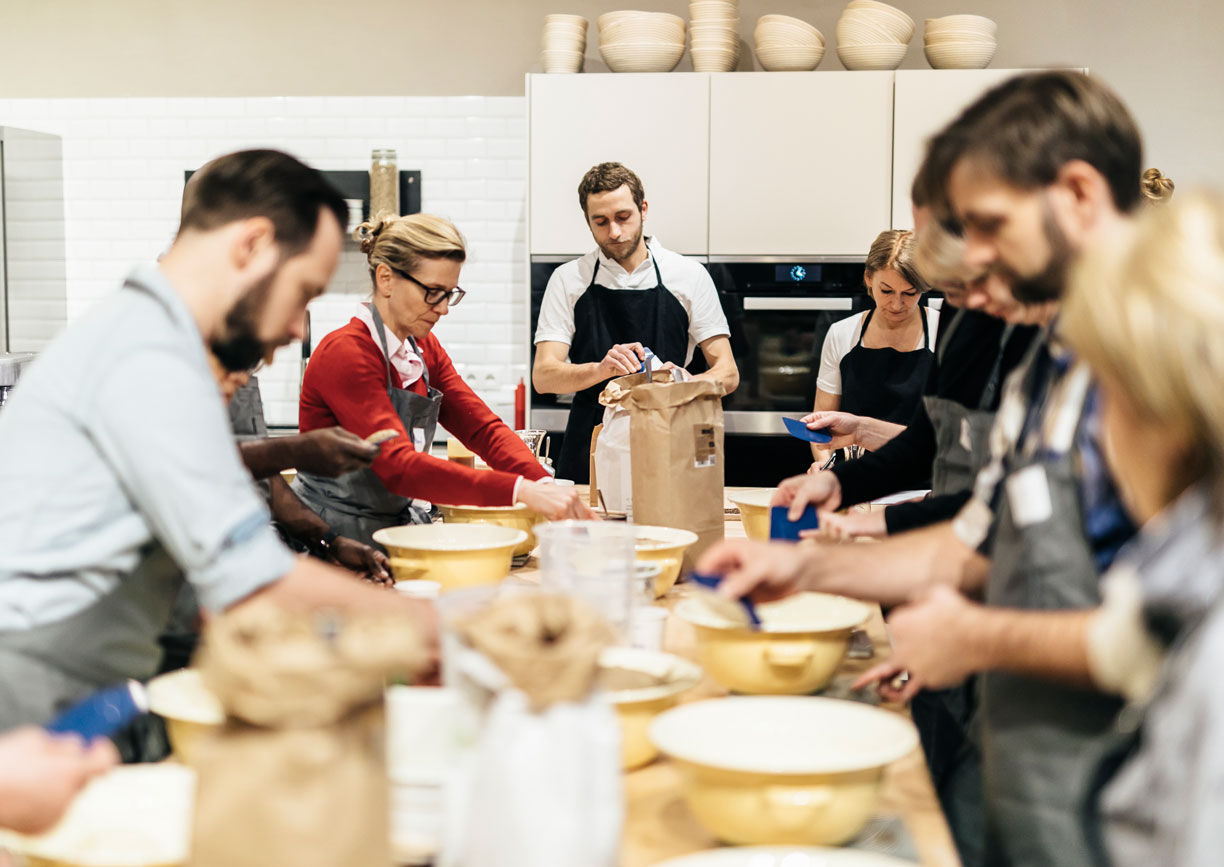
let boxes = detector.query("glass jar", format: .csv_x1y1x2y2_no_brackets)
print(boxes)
369,148,399,221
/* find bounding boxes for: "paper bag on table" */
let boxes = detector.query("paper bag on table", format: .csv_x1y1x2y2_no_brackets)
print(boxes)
187,598,429,867
440,594,621,867
592,370,674,515
596,371,726,566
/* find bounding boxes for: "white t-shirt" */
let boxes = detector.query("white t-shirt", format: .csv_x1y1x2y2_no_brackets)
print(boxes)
817,306,940,395
533,237,730,366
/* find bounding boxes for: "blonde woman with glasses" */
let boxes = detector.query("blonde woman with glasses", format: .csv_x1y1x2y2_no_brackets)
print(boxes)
295,214,593,547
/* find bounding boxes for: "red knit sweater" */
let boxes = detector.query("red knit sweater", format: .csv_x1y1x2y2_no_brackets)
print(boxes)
299,318,547,507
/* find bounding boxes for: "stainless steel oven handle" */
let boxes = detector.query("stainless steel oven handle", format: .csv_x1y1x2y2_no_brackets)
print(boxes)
743,298,854,311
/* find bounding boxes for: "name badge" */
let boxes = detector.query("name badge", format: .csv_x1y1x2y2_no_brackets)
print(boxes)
959,417,973,453
1006,464,1053,528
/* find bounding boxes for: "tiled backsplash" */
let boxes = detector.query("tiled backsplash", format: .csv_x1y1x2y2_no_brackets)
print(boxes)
0,96,529,427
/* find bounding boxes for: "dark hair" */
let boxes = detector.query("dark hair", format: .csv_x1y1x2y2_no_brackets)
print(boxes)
179,149,349,256
577,162,646,216
923,71,1143,216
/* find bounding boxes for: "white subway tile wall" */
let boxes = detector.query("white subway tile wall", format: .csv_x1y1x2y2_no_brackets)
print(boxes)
0,96,530,427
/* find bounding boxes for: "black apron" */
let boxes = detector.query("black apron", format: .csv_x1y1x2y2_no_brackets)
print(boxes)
556,254,690,483
293,304,442,547
838,306,934,425
924,308,1015,497
979,356,1124,867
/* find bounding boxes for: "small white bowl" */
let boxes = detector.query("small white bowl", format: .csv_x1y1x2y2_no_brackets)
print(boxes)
838,41,908,70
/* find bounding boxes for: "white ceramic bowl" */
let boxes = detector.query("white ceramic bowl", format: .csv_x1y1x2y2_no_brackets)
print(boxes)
600,41,687,72
756,45,825,71
0,765,196,867
691,46,739,71
845,0,915,42
650,696,919,845
925,14,997,36
924,40,997,69
654,846,917,866
838,41,908,70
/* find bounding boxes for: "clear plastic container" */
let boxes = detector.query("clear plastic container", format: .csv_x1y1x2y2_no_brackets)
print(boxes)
534,520,636,635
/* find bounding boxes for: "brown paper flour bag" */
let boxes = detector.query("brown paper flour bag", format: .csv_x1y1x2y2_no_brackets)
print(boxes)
624,376,726,568
187,599,429,867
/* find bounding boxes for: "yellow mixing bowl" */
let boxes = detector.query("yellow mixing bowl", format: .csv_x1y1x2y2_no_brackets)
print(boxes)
598,646,702,770
650,696,918,846
146,668,223,766
373,524,527,591
633,525,699,597
727,489,776,540
437,503,542,557
675,592,870,694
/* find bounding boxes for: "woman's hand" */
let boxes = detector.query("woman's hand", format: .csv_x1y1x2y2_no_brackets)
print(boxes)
516,480,597,520
0,728,117,834
802,509,888,542
774,471,843,517
800,410,865,450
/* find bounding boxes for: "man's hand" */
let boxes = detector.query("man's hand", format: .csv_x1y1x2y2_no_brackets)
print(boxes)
0,728,117,834
516,480,597,520
329,537,394,587
694,539,814,603
853,585,983,698
293,427,380,476
774,471,843,519
597,342,646,380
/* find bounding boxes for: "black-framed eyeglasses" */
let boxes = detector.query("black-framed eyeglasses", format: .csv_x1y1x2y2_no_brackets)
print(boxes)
391,266,466,308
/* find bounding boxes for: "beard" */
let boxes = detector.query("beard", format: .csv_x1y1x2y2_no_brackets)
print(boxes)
210,271,274,373
1008,199,1075,305
597,224,644,265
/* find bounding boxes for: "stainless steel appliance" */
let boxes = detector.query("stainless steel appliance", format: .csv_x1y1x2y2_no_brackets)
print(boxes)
0,352,35,411
528,257,927,485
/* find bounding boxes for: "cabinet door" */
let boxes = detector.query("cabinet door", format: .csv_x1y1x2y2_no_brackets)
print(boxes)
708,72,894,259
528,73,710,257
892,69,1026,229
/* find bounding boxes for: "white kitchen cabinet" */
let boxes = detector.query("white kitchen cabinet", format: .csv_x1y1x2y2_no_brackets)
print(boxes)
708,72,894,259
891,69,1030,229
527,73,711,257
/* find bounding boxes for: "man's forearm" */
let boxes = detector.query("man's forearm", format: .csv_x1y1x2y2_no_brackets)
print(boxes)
964,606,1096,687
693,358,740,394
532,360,608,395
803,520,988,606
267,475,329,546
238,437,300,479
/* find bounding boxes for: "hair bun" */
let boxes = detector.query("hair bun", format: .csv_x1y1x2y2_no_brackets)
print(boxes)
1141,168,1175,204
353,218,388,255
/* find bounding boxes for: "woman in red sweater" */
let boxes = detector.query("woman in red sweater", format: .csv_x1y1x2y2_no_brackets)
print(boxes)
294,213,592,546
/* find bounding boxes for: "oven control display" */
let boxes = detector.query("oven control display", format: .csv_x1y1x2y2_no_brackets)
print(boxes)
776,264,822,283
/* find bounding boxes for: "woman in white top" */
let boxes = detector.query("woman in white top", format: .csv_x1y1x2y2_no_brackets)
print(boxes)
811,229,938,462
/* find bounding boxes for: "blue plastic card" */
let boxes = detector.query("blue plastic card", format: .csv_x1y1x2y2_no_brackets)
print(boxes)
783,416,833,444
45,681,147,741
688,571,761,627
770,504,820,541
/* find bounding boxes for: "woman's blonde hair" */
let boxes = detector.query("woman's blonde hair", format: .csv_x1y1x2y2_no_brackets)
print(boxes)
354,213,466,282
863,229,930,296
1062,190,1224,511
1140,167,1175,205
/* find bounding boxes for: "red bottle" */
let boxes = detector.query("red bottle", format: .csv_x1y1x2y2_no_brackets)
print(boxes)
514,378,526,430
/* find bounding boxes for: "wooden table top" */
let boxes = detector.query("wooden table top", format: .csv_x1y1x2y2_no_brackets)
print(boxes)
512,486,961,867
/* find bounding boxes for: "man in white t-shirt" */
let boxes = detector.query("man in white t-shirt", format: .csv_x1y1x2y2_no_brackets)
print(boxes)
532,161,739,482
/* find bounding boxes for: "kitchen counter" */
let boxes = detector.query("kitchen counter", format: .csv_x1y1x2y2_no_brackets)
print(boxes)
511,486,961,867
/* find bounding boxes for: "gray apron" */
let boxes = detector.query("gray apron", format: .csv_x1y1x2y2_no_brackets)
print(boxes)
924,308,1015,497
292,304,441,547
0,545,181,728
980,357,1124,866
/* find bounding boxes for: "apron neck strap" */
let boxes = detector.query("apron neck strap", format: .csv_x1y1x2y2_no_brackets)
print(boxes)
856,308,874,346
367,302,399,394
977,322,1017,410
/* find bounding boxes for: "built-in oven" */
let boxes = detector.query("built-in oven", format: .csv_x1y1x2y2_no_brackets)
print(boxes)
527,257,929,485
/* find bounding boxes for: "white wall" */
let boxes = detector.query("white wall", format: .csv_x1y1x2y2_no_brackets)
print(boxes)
0,95,528,427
